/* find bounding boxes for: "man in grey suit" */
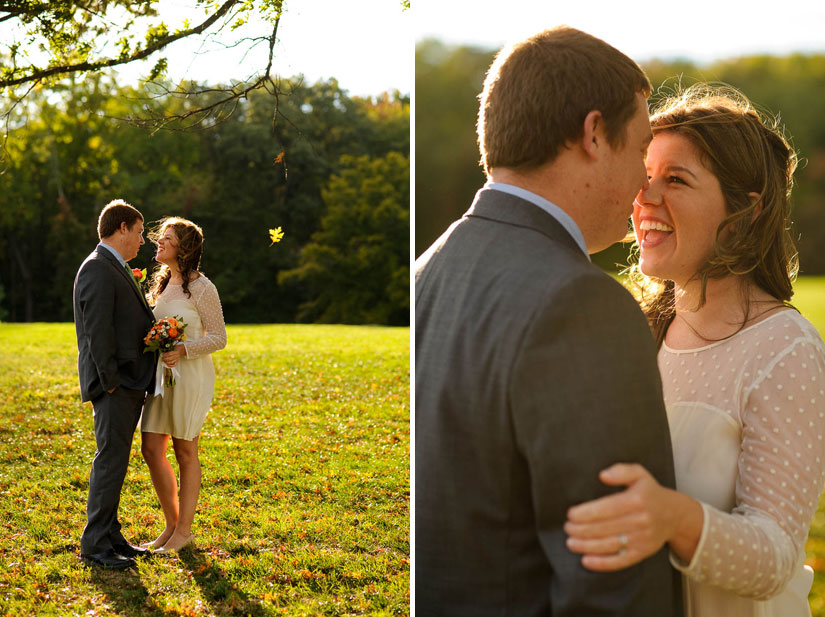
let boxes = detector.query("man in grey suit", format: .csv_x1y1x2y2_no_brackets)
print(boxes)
73,199,156,569
415,27,682,615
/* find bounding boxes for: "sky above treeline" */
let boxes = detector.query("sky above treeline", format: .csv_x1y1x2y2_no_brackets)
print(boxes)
414,0,825,64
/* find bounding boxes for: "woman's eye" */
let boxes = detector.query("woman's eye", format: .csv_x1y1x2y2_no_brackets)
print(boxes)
667,176,685,185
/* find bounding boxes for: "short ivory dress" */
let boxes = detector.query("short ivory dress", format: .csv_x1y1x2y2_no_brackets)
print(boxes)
662,310,825,616
141,275,227,440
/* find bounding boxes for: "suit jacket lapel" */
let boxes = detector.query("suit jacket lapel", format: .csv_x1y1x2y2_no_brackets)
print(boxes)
464,188,587,259
96,247,154,317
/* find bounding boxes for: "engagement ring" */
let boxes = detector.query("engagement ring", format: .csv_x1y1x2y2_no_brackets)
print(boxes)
618,534,628,556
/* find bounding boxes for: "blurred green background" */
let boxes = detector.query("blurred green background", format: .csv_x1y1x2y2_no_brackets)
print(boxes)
415,40,825,276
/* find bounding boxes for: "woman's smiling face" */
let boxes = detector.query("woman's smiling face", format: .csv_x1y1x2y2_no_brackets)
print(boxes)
632,131,729,286
155,227,180,265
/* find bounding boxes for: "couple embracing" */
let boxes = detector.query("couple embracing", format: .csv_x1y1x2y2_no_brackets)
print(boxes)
415,27,825,616
73,200,227,569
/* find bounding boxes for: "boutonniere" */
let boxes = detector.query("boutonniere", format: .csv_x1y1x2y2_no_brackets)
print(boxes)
131,268,147,285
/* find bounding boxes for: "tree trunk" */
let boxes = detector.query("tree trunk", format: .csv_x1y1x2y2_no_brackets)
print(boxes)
10,236,32,322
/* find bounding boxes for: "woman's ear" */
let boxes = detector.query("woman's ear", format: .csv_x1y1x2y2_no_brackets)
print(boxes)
748,192,763,223
581,110,604,160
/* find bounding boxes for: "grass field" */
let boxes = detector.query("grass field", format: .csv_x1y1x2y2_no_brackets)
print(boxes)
0,324,409,616
793,276,825,340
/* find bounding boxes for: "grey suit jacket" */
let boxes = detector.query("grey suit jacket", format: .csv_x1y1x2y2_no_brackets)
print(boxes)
415,188,682,616
73,246,156,402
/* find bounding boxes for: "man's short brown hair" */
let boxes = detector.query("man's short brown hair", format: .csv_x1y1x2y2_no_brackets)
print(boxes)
477,26,651,175
97,199,143,239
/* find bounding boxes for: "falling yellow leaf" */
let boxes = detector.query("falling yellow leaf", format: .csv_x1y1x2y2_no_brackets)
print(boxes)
269,227,284,245
273,152,285,165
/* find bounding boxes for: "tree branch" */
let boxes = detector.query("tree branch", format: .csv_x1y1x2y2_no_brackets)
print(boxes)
0,79,40,170
113,18,282,132
0,0,240,88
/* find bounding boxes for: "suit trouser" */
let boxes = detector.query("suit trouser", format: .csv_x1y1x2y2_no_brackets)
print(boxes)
80,387,146,555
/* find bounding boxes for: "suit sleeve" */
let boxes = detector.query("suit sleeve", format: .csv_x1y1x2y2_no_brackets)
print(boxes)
510,272,680,616
75,260,119,392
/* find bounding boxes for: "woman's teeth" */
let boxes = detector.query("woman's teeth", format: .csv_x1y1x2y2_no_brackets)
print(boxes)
639,220,674,232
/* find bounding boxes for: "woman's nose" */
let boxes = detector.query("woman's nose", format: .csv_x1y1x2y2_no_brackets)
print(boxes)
636,179,662,207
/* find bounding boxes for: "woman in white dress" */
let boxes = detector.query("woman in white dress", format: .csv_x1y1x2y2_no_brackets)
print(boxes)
564,84,825,616
140,217,227,552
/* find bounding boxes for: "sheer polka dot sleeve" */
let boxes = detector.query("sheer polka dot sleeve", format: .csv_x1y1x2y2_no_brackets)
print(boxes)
674,335,825,599
182,277,227,359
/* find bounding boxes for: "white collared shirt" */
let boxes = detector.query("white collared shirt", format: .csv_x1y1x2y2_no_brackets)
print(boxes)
484,181,589,259
98,242,128,269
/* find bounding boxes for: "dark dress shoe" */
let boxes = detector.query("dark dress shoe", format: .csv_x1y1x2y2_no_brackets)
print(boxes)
112,541,152,559
80,549,136,570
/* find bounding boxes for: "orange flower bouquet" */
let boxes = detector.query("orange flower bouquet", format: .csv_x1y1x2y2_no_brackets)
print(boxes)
144,316,187,390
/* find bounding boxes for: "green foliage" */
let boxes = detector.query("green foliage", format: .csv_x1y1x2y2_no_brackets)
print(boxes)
0,323,410,616
415,40,825,277
0,2,281,92
280,153,410,325
147,57,168,81
0,77,409,323
1,1,160,85
414,39,492,256
116,35,132,61
144,21,170,47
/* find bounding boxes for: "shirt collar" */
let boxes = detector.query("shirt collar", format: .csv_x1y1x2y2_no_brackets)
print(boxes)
484,181,589,259
98,242,128,268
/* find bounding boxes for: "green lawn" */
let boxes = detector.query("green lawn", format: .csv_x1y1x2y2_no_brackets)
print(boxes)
0,324,410,616
794,276,825,340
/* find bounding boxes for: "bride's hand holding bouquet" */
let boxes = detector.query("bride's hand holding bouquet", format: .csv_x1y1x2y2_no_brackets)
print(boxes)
144,316,187,388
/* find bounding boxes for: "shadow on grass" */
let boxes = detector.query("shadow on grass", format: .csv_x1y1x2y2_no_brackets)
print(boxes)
89,565,168,617
178,546,271,616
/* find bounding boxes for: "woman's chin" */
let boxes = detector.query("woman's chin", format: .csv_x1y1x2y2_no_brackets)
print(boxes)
638,259,665,280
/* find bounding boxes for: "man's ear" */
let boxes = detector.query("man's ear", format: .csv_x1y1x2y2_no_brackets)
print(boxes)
581,110,604,160
748,191,763,223
120,221,130,234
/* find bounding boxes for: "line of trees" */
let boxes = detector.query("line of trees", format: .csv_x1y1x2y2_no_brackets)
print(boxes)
0,74,409,324
416,39,825,275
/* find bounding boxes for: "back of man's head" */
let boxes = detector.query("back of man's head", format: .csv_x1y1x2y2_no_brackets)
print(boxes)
477,26,650,176
98,199,143,240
